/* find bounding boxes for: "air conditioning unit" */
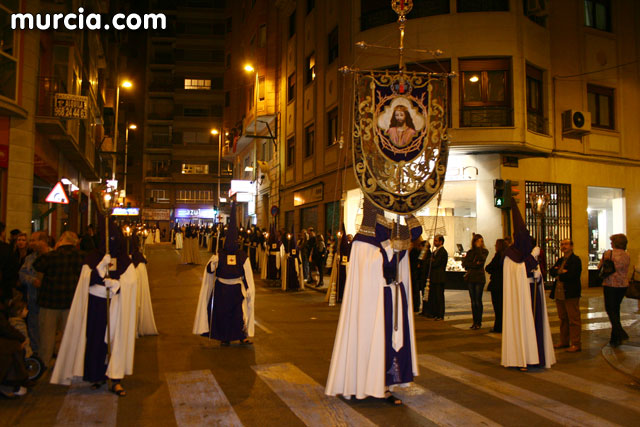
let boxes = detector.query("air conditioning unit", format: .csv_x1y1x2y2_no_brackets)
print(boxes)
562,110,591,137
526,0,549,17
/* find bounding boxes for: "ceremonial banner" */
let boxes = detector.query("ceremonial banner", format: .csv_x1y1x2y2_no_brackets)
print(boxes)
353,72,449,214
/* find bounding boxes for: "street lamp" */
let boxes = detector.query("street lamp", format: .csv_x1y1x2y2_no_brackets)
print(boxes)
113,79,134,180
211,128,222,210
123,122,137,203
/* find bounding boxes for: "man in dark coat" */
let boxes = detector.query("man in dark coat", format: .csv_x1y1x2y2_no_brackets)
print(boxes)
423,234,447,320
550,239,582,352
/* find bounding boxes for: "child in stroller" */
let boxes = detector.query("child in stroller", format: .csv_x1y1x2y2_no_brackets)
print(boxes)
8,299,45,381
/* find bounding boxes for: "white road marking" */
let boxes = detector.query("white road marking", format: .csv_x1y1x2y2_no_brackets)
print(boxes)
254,319,273,334
393,383,501,426
253,362,375,427
418,354,617,427
465,350,640,415
54,381,118,427
165,370,242,427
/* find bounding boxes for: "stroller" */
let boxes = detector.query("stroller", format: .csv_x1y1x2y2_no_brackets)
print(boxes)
24,354,45,381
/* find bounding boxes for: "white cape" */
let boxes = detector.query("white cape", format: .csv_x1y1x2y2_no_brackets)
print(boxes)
135,263,158,336
176,233,183,249
193,255,255,338
501,257,555,368
51,264,138,385
325,240,418,399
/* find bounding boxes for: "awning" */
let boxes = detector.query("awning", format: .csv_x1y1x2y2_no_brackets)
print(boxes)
226,114,276,159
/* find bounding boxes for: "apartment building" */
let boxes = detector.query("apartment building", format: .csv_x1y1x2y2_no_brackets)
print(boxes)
228,0,640,286
142,0,231,238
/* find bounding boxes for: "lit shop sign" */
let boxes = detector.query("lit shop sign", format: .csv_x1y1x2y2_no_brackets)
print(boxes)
229,180,256,196
112,208,140,216
175,209,217,218
236,193,252,203
106,179,118,190
54,93,88,119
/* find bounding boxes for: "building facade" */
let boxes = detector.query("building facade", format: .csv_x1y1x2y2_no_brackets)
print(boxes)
141,0,231,239
227,0,640,287
1,0,119,238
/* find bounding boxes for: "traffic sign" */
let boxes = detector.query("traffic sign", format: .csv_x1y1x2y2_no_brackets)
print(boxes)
45,182,70,204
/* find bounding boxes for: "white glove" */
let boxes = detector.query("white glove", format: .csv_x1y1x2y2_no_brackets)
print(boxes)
533,268,542,280
104,278,120,295
97,255,112,278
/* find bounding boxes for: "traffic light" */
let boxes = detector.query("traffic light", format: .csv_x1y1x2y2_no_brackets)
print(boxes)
494,179,505,208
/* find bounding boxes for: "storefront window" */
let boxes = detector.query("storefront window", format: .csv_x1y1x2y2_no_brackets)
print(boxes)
587,186,625,266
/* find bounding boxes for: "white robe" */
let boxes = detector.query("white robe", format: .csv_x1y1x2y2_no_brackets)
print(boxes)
135,263,158,336
325,240,418,399
154,229,161,244
176,232,183,249
501,257,555,368
193,255,256,338
51,264,138,385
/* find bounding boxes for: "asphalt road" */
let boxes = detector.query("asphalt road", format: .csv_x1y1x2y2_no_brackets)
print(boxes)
2,243,640,426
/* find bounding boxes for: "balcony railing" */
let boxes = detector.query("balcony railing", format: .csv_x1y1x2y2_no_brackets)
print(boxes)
460,106,513,127
527,111,549,135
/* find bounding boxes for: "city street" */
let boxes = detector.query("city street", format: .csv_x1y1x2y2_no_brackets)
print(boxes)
2,244,640,427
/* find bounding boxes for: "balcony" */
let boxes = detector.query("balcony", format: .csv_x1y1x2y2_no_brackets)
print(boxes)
35,76,99,180
527,111,549,135
146,134,175,151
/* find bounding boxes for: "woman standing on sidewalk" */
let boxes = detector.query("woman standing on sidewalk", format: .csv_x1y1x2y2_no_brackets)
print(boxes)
463,234,489,330
599,234,630,347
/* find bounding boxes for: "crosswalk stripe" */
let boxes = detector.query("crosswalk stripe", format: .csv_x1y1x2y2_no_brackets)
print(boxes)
165,370,242,427
54,381,118,427
253,362,375,427
418,354,617,427
393,383,501,426
464,351,640,415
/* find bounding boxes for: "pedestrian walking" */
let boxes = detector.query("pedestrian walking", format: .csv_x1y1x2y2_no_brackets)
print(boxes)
550,239,583,352
598,234,630,347
424,235,447,320
463,234,489,330
485,239,506,333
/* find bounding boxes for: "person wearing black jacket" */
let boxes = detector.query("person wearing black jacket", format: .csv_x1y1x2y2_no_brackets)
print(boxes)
426,235,448,320
462,234,489,330
550,239,583,352
485,239,507,333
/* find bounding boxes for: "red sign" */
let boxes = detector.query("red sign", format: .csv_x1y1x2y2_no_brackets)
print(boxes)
45,182,69,204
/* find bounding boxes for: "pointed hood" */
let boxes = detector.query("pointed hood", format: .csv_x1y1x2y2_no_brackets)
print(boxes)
504,198,538,273
223,201,239,252
97,215,124,257
287,224,298,252
267,223,279,246
339,223,349,253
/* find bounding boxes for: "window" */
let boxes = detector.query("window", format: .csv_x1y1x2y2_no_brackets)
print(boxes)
325,201,340,235
285,210,294,232
287,73,296,102
184,78,211,90
183,107,209,117
182,164,209,174
307,0,315,14
587,84,614,129
457,0,509,13
0,2,17,100
261,141,272,162
258,24,267,48
248,85,254,110
305,53,316,85
183,130,210,144
459,58,512,127
327,107,338,146
286,137,295,166
526,64,546,134
224,91,230,107
225,53,231,69
258,76,265,101
328,27,339,64
289,11,296,38
177,190,213,203
585,0,611,32
360,0,449,32
150,189,169,203
150,160,170,177
587,187,625,266
305,124,315,157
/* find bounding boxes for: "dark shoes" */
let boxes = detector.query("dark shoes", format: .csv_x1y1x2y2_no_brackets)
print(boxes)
470,323,482,330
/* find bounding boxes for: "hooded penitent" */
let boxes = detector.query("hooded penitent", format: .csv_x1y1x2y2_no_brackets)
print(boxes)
193,201,255,341
50,215,138,385
326,197,418,399
265,222,281,280
282,225,303,291
501,198,555,370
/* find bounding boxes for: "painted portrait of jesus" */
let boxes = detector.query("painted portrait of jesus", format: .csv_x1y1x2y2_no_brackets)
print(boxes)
387,105,416,148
